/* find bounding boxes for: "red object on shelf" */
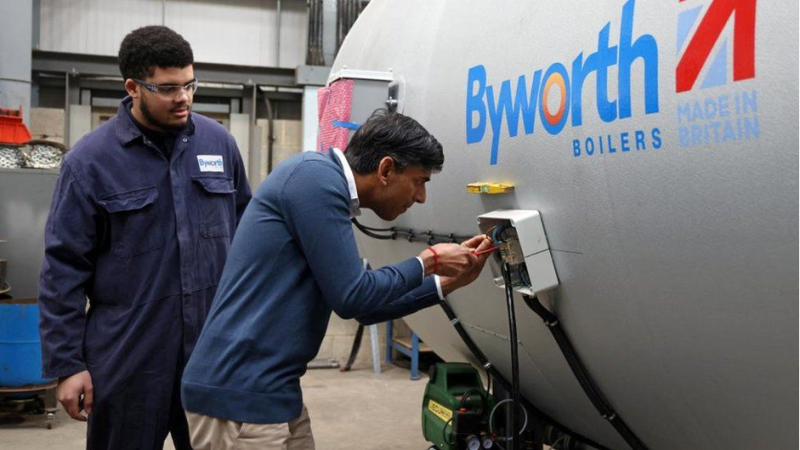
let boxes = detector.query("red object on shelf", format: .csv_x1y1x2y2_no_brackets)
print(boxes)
0,107,32,146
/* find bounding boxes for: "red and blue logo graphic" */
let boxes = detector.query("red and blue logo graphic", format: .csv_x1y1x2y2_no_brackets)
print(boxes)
675,0,759,148
676,0,756,92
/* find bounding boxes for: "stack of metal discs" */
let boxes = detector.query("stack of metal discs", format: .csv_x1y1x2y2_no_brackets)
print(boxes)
24,143,64,169
0,146,24,169
19,140,69,170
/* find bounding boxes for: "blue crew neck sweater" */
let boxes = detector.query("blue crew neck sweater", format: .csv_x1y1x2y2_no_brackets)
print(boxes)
181,150,442,424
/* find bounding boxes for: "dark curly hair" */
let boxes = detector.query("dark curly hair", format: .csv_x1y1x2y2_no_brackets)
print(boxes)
118,26,194,80
345,110,444,175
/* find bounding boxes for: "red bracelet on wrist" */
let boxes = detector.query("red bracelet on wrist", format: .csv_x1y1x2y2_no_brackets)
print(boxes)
427,246,439,274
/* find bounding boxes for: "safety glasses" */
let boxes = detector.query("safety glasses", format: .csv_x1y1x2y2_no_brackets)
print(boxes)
133,78,198,98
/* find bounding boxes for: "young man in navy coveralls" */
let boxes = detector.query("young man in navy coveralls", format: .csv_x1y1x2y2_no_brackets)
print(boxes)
38,26,251,449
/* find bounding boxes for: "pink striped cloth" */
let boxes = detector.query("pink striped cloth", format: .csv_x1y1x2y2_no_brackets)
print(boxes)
316,79,355,154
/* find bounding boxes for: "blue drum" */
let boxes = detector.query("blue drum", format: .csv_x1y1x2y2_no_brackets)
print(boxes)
0,298,54,387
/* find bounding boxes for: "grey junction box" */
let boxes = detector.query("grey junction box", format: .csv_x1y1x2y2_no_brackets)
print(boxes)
477,209,559,296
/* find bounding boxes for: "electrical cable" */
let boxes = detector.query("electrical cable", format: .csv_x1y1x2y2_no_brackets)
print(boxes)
353,222,612,450
501,263,520,450
443,417,455,445
491,224,510,243
351,222,394,232
350,218,394,240
459,389,488,416
518,265,530,287
550,434,568,450
438,300,610,450
488,398,529,439
522,294,649,450
473,246,499,256
340,323,364,372
351,217,472,244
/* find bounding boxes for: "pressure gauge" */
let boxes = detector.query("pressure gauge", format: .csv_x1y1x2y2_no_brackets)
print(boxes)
466,435,481,450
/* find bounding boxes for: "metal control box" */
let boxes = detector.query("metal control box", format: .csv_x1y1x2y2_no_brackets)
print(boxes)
327,68,394,139
477,209,559,296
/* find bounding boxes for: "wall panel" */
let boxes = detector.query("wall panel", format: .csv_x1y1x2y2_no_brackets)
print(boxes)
39,0,307,69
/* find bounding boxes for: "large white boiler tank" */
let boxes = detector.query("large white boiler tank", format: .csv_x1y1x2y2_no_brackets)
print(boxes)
333,1,798,448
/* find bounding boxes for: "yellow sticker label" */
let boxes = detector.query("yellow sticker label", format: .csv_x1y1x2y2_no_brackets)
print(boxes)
428,399,453,423
466,182,515,195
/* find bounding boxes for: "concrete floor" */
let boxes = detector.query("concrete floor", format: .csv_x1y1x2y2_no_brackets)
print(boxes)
0,365,431,450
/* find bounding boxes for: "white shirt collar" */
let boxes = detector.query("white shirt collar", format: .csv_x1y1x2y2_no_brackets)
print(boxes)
331,148,360,218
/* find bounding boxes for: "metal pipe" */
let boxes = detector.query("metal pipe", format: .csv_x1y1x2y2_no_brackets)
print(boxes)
311,0,317,64
264,96,275,174
348,0,353,38
32,0,40,48
317,0,321,64
336,0,340,51
306,0,312,64
317,0,325,65
308,0,316,65
64,73,70,145
248,85,262,189
0,0,33,124
313,0,319,64
276,0,281,67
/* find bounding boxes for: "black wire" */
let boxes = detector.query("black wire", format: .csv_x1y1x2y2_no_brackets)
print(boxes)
518,265,531,287
459,389,488,416
443,417,455,445
352,221,394,232
393,229,417,242
438,300,611,450
352,216,619,450
351,217,472,245
522,294,649,450
501,263,520,450
350,218,393,240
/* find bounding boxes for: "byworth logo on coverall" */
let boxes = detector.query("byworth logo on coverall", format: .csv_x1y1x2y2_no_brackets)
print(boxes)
465,0,759,164
197,155,224,172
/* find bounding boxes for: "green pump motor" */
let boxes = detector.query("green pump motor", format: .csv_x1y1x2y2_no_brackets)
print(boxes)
422,363,496,450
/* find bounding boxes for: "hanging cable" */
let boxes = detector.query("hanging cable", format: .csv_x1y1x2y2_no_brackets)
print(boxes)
489,398,529,449
491,221,647,448
352,219,612,450
438,300,610,450
522,294,649,450
501,263,521,450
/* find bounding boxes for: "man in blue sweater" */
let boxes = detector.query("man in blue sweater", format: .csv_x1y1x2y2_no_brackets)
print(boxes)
182,112,492,449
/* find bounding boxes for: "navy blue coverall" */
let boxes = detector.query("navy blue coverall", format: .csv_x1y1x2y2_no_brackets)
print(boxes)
38,97,251,449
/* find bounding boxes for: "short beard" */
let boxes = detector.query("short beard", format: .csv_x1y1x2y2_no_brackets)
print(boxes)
140,95,188,133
